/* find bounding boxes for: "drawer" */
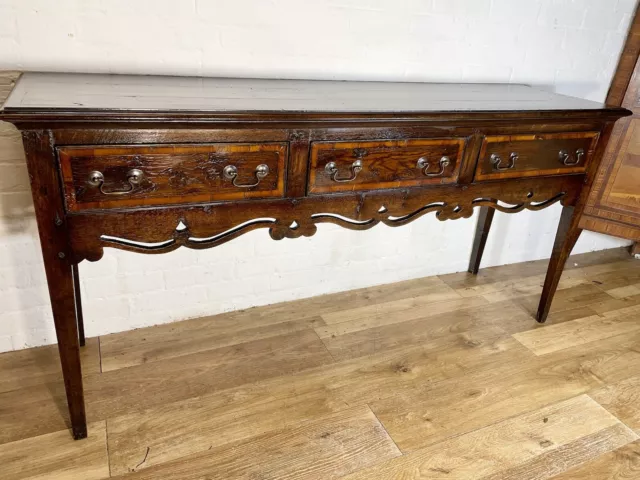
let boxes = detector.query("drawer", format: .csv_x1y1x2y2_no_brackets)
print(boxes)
308,138,466,194
475,132,600,181
58,143,287,211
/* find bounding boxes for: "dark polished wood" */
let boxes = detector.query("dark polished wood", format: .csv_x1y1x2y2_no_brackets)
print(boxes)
475,132,599,181
0,72,630,440
538,205,582,322
308,138,465,194
58,143,287,210
20,130,87,440
468,206,495,275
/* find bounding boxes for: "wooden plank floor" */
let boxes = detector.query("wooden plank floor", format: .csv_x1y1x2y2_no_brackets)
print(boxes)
1,247,640,479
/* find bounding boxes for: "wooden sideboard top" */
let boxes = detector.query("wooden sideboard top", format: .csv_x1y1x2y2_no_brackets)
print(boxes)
1,72,624,120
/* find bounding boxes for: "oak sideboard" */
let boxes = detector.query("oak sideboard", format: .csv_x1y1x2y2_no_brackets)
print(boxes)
0,73,630,439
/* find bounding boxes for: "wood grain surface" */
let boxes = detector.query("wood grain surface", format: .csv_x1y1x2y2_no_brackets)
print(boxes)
59,143,287,211
580,4,640,241
3,73,612,113
476,132,599,181
308,138,466,193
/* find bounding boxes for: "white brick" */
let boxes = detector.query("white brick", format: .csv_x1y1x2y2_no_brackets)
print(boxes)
0,164,29,192
583,3,627,31
538,0,587,28
116,248,199,274
0,264,44,290
129,285,207,316
432,0,491,17
0,7,18,40
83,271,165,299
79,254,117,279
0,242,44,268
0,334,12,352
0,306,52,336
0,192,35,218
83,296,129,325
10,326,57,350
0,285,49,312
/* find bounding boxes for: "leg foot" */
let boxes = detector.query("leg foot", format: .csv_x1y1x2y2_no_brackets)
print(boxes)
73,423,88,440
468,206,495,275
536,205,582,323
24,130,88,440
50,261,88,439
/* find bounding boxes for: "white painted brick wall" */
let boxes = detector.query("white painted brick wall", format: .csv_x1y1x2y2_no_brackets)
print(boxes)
0,0,635,351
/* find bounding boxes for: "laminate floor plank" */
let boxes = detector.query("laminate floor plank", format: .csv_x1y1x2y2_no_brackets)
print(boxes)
320,301,523,361
0,421,109,480
458,269,587,299
99,276,444,373
108,405,401,480
107,329,529,474
508,283,613,317
437,247,631,292
588,292,640,315
590,375,640,434
1,248,639,478
108,388,351,475
316,295,487,339
0,337,100,393
0,329,334,444
607,283,640,299
100,317,324,372
320,283,463,326
587,265,640,291
341,395,636,480
549,439,640,479
513,305,640,356
369,328,640,453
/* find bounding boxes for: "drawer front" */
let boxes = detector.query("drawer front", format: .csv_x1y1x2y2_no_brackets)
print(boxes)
475,132,600,181
308,138,466,194
59,143,287,211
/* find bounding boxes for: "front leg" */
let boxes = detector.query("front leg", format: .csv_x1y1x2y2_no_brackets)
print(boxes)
537,205,582,323
45,253,88,439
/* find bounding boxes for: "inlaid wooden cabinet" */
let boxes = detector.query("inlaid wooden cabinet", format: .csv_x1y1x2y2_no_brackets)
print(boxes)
580,6,640,242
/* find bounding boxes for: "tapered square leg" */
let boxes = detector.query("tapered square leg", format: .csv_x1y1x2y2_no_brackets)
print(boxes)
468,205,495,275
22,130,87,440
72,263,86,347
537,205,582,323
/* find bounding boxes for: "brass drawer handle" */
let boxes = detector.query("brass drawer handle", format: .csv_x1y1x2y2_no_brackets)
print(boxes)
325,159,363,183
559,148,584,166
491,152,518,171
223,164,269,188
417,156,450,177
87,168,144,195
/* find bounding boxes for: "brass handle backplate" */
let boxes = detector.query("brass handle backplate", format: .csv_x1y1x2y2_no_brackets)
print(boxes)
491,152,518,171
87,168,144,195
559,148,584,166
325,159,363,183
223,164,270,188
417,156,450,177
